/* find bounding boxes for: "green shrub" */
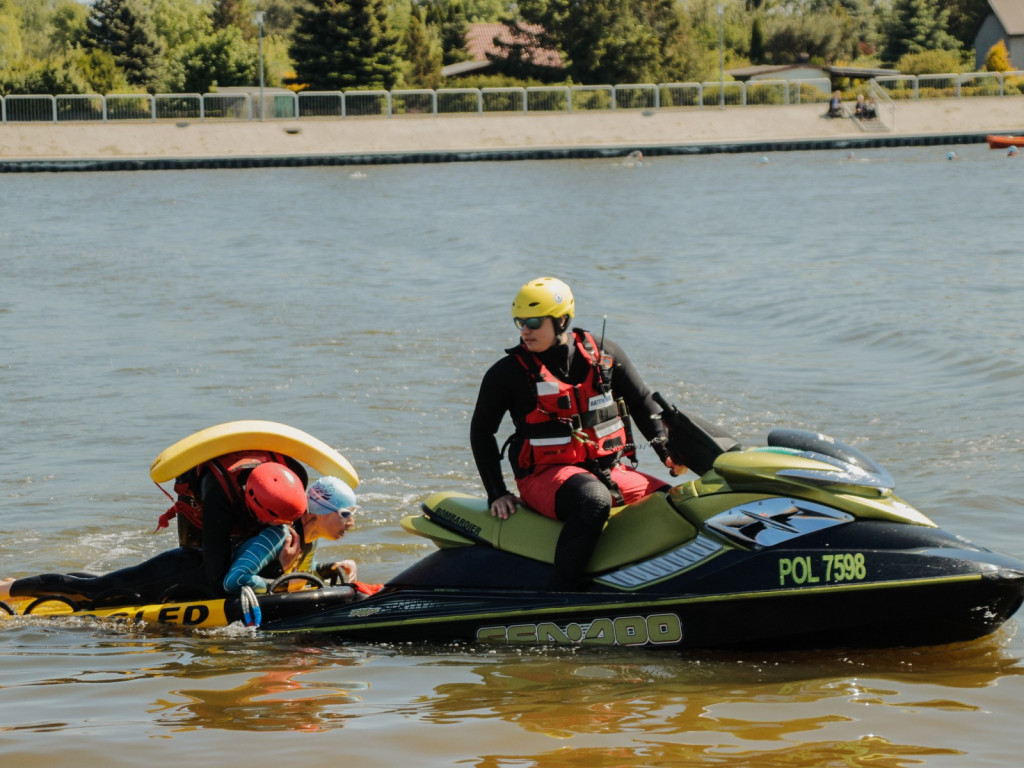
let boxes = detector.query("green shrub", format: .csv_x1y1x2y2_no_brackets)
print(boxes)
1004,75,1024,95
896,49,963,75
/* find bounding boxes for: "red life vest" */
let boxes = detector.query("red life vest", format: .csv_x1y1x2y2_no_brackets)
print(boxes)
512,330,633,475
155,450,297,533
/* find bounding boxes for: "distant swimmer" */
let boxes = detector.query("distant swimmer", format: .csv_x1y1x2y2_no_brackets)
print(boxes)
624,150,643,167
947,151,958,161
759,156,769,165
1008,146,1018,157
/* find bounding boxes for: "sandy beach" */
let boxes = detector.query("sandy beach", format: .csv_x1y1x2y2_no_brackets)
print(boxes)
2,96,1023,167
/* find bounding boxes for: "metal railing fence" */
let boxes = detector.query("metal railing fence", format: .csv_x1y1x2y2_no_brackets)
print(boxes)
869,79,896,129
874,70,1024,99
2,73,1021,123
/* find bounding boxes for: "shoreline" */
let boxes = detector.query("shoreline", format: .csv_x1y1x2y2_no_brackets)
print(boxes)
2,97,1023,172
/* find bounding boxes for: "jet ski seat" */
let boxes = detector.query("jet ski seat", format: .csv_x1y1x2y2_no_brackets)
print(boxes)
404,491,699,574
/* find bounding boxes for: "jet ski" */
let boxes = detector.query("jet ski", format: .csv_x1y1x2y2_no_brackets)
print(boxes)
266,399,1024,649
5,399,1023,649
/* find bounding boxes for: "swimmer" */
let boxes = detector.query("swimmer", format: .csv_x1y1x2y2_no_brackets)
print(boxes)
624,150,643,167
947,151,958,161
1008,146,1018,157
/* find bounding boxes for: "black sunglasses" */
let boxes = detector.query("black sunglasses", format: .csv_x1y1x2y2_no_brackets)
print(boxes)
513,317,546,330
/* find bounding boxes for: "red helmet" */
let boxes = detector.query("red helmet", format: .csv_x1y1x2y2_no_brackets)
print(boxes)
244,462,307,524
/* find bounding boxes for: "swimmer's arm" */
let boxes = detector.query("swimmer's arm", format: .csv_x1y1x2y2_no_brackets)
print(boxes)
222,525,290,594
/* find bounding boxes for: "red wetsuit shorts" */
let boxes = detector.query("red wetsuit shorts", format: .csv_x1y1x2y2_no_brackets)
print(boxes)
515,463,668,519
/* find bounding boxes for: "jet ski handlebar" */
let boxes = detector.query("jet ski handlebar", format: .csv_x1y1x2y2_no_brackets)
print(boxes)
651,392,741,475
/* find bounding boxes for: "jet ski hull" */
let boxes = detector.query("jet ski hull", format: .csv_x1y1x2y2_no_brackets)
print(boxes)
257,522,1024,649
5,533,1020,650
257,570,1022,649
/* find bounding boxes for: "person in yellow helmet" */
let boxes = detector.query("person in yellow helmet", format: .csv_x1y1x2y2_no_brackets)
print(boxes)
470,277,683,591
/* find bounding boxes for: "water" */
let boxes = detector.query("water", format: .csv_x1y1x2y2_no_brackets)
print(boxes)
2,146,1024,766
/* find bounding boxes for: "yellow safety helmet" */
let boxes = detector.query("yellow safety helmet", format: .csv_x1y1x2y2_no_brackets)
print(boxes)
511,277,575,321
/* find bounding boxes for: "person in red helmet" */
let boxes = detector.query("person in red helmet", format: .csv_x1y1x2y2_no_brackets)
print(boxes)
155,450,310,594
470,277,683,591
244,462,308,525
0,461,321,607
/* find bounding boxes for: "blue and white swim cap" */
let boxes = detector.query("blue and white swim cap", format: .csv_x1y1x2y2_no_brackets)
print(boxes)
306,476,357,515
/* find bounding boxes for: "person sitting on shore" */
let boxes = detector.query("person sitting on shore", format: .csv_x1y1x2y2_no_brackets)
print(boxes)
826,91,844,119
854,94,867,119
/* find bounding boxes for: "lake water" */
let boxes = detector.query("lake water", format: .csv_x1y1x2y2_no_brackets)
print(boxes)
2,145,1023,766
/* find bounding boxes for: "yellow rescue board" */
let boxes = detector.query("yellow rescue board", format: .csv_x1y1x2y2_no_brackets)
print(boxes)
149,420,359,488
1,597,230,628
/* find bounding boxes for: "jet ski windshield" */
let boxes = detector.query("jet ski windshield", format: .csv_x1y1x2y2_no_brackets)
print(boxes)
764,428,895,491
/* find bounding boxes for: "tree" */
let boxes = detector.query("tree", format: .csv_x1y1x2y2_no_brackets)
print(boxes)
984,39,1011,72
940,0,991,49
150,0,213,52
749,16,765,64
761,13,846,65
880,0,960,66
424,0,469,65
74,47,134,93
831,0,880,60
211,0,254,36
86,0,164,88
518,0,697,84
403,3,443,87
461,0,507,21
165,25,259,92
50,1,89,54
289,0,403,90
1,52,93,95
0,11,23,73
257,0,302,37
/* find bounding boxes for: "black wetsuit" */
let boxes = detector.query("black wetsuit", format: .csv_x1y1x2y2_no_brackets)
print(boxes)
7,465,289,606
470,332,670,589
186,456,304,593
6,548,209,606
198,471,261,593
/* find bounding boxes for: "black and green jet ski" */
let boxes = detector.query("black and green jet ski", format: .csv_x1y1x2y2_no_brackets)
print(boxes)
260,397,1024,649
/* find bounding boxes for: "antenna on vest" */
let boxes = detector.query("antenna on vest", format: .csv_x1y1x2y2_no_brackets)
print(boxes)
597,315,612,389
